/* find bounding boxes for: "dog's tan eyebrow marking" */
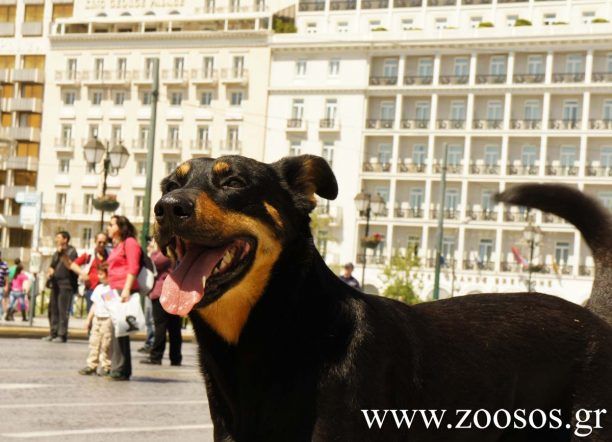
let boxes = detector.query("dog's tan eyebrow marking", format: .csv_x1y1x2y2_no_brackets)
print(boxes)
264,202,284,230
213,161,231,175
176,162,191,179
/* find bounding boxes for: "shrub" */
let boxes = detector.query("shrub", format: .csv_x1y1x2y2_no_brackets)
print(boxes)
272,16,296,33
478,22,494,28
592,18,609,23
372,27,388,31
514,18,532,27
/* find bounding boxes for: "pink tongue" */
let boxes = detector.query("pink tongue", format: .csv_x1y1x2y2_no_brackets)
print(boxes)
161,245,228,316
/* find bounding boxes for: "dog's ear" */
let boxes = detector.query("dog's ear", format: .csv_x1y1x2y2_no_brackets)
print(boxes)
273,155,338,208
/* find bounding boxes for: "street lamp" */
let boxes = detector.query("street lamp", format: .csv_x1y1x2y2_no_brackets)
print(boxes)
354,191,386,288
83,136,130,231
522,209,543,292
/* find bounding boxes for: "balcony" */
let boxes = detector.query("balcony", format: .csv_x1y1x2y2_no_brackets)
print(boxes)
403,75,433,86
219,140,243,154
428,0,456,5
161,69,189,84
314,204,342,226
8,126,40,141
394,0,422,6
589,119,612,130
437,119,466,129
398,159,426,173
545,161,578,177
586,162,612,177
132,70,153,85
430,207,460,220
394,204,424,219
365,119,394,129
0,23,15,37
0,185,36,200
54,137,75,153
319,118,340,132
160,140,182,152
475,75,506,84
507,161,539,176
400,119,429,129
11,69,44,83
466,206,497,222
190,69,218,84
220,68,248,85
0,69,9,83
510,119,541,130
552,72,585,83
21,22,43,36
363,157,391,172
362,0,388,7
130,139,148,153
542,212,567,224
504,207,535,222
329,0,356,9
439,75,468,85
356,254,387,265
512,74,545,84
591,72,612,82
55,70,81,85
299,1,325,11
82,70,132,86
549,119,580,130
472,119,503,130
470,160,500,175
7,97,42,113
464,260,494,271
369,76,398,86
286,118,307,132
433,162,462,174
190,139,212,153
5,156,38,172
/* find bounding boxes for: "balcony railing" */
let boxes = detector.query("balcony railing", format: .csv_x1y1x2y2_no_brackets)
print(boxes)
470,161,500,175
549,119,580,130
190,139,212,151
319,118,340,130
475,74,506,84
366,118,394,129
394,0,422,7
585,164,612,177
400,119,429,129
543,213,567,224
299,1,326,11
54,138,75,152
591,72,612,82
286,118,307,131
466,208,497,221
356,254,387,265
552,72,585,83
439,75,468,85
394,207,423,218
433,162,462,174
219,140,243,153
361,0,389,8
403,75,433,85
363,160,392,172
507,163,539,176
589,119,612,130
428,0,456,5
512,73,545,83
473,119,503,130
545,163,578,176
369,75,398,86
11,68,44,83
21,22,43,36
437,119,465,129
161,140,182,151
220,68,248,83
329,0,356,9
504,209,535,222
55,70,81,83
579,265,594,277
510,119,541,130
463,260,495,271
430,208,460,220
398,160,426,173
190,69,218,83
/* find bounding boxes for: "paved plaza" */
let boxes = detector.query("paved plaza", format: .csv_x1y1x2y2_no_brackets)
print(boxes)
0,337,214,441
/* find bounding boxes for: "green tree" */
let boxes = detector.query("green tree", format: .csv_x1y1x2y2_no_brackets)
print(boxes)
379,252,422,305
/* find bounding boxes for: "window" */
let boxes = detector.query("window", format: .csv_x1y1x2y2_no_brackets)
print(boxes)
141,90,152,106
409,188,423,209
136,160,146,176
450,101,466,121
527,55,544,75
521,145,537,166
167,126,180,148
337,21,348,33
66,59,77,79
435,18,447,30
295,60,307,77
524,100,541,120
582,11,595,24
555,242,570,264
543,13,556,25
139,126,150,149
328,59,340,77
470,17,482,28
165,160,178,176
24,5,43,23
378,143,392,164
598,191,612,210
324,98,338,121
86,162,96,174
92,90,103,106
134,196,144,217
88,124,99,139
486,100,503,121
560,146,576,167
417,58,433,77
230,91,243,106
380,101,395,121
173,57,184,78
489,56,506,76
61,124,72,143
144,57,156,78
63,91,76,105
369,20,382,31
566,54,584,74
442,236,455,259
203,56,214,77
227,126,240,150
453,57,469,77
562,100,579,121
478,239,494,263
601,147,612,167
114,91,125,106
291,99,304,120
603,99,612,120
447,145,464,166
82,227,93,248
383,59,398,78
83,195,94,215
289,140,301,156
606,53,612,73
306,22,317,34
200,91,212,106
415,102,430,121
117,57,127,78
322,141,334,166
58,158,70,174
481,190,493,210
94,58,104,79
170,91,182,106
401,18,414,31
56,193,67,215
412,144,426,165
111,125,122,144
444,189,460,210
197,126,209,149
506,15,518,27
484,145,499,166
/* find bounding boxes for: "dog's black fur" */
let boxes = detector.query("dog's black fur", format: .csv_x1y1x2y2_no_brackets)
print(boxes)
497,184,612,326
155,156,612,441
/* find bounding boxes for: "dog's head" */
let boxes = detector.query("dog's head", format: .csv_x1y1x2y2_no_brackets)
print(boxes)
154,155,337,343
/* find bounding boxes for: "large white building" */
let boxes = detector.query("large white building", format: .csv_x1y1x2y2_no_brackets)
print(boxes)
265,0,612,302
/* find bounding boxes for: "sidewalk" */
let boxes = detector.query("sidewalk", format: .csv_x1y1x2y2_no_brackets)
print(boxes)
0,315,195,342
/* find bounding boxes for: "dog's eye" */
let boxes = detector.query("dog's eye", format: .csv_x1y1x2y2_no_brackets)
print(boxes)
165,181,181,192
221,177,245,189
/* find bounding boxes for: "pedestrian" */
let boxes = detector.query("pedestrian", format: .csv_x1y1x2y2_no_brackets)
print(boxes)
0,252,8,320
138,238,157,354
5,264,30,321
78,263,115,376
43,232,78,343
106,215,142,381
140,239,182,366
61,232,109,314
339,262,361,290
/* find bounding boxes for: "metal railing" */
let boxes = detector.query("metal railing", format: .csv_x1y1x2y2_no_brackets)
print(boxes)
365,118,394,129
361,0,389,8
470,163,500,175
466,209,497,221
589,119,612,130
394,0,422,6
512,73,545,83
510,119,542,129
506,164,539,175
397,162,427,173
362,162,392,172
437,119,466,129
329,0,356,9
551,72,585,83
549,119,580,130
591,72,612,82
298,1,325,10
463,260,495,271
403,75,433,85
472,119,503,129
400,119,429,129
369,75,398,86
394,207,423,218
475,74,506,84
545,164,578,176
439,75,468,85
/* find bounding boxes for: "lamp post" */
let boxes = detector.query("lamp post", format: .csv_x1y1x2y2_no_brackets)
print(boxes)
354,191,386,289
83,136,130,231
522,210,542,292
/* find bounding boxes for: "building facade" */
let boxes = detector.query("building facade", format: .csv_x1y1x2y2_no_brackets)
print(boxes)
265,0,612,303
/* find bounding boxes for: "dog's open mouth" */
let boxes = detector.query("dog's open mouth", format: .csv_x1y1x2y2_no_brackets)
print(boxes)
161,236,255,316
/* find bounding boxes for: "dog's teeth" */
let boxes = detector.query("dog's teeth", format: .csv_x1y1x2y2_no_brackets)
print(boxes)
202,276,207,289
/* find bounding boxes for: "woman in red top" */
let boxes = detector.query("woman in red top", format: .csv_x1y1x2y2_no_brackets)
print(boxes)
106,215,142,381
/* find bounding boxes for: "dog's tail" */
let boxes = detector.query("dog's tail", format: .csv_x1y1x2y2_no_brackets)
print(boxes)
496,184,612,325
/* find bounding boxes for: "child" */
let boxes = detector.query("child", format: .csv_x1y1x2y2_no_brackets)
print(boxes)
79,263,116,376
5,264,30,321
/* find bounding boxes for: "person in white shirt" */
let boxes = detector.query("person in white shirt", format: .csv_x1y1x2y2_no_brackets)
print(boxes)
79,263,117,376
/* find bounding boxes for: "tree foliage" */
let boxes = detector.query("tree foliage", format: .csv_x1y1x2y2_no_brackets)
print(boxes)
379,252,422,305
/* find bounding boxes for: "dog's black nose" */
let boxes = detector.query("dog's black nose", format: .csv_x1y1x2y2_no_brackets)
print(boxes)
154,194,195,225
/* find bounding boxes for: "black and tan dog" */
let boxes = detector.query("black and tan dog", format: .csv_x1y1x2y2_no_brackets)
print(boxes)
154,155,611,441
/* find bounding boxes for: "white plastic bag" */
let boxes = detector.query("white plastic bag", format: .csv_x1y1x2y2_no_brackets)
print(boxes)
108,293,145,337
